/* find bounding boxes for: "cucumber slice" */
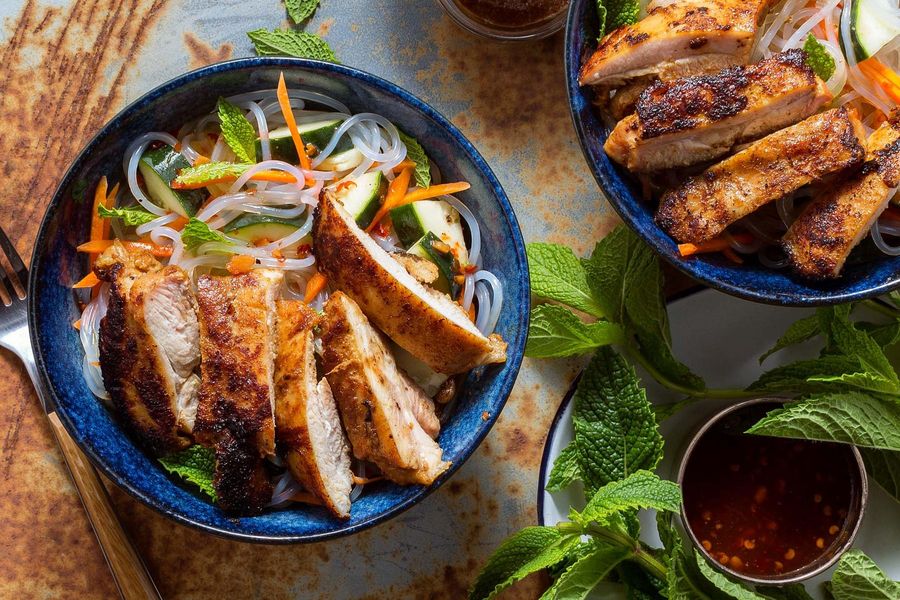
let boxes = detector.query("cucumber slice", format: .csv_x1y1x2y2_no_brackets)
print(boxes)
258,121,353,162
318,147,365,172
391,342,449,397
849,0,900,59
223,214,308,244
408,232,461,297
390,200,469,263
138,146,205,217
331,171,386,229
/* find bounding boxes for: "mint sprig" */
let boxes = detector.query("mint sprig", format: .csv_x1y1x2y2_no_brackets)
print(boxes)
285,0,318,24
803,34,837,81
217,97,257,164
97,204,158,226
158,445,216,500
247,28,338,63
831,550,900,599
398,130,432,189
181,217,230,251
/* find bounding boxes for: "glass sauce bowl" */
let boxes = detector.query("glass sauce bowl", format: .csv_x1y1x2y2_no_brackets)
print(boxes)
436,0,569,41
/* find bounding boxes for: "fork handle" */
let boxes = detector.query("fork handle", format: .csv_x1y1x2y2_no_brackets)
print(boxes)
47,411,163,600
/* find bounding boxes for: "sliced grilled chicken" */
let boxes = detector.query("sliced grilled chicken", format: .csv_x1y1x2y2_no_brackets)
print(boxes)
784,115,900,278
96,242,200,456
579,0,772,88
320,292,448,486
312,195,506,375
657,108,867,243
274,300,353,519
605,50,833,172
193,269,283,512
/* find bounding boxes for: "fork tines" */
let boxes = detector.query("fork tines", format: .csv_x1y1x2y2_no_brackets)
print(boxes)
0,227,27,306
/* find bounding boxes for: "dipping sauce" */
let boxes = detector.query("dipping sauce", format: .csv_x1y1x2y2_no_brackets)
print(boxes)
454,0,568,31
681,403,863,580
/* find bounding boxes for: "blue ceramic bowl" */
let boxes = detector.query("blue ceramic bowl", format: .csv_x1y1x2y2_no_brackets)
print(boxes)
566,0,900,306
28,58,529,543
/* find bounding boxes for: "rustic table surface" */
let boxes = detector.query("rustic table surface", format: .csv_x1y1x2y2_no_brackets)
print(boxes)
0,1,619,597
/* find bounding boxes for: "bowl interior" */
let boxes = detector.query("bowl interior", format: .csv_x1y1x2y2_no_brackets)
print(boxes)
565,0,900,306
29,58,528,542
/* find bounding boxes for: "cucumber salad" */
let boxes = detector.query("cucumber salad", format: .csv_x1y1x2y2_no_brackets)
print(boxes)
75,76,503,410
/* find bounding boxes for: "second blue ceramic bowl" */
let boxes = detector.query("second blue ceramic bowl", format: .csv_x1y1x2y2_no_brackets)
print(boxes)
565,0,900,306
28,58,529,542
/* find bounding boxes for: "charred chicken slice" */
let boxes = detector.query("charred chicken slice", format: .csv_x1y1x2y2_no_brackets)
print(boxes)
579,0,772,88
193,269,283,512
320,292,449,486
784,114,900,279
96,242,200,456
605,50,833,172
274,300,353,519
312,194,506,375
656,108,867,243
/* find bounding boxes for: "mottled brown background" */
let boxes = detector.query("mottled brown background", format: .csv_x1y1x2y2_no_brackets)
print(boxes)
0,1,619,597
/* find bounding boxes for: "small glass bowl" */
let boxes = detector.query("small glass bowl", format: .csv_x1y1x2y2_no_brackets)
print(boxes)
436,0,568,42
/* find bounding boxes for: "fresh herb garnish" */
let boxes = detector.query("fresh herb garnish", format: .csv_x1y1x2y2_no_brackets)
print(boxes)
247,28,338,63
830,550,900,599
285,0,319,24
173,161,250,189
596,0,640,37
217,97,258,164
803,34,837,82
181,217,229,251
158,445,216,501
397,130,432,188
97,204,157,226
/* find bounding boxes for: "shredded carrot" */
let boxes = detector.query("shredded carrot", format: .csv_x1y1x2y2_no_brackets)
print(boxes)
193,154,210,166
722,247,744,264
172,169,300,190
393,159,416,172
227,254,256,275
170,216,189,231
396,182,471,207
352,475,385,485
335,180,357,193
73,272,101,289
858,58,900,104
77,239,173,258
88,177,109,269
366,167,413,232
72,319,82,331
678,233,753,257
304,271,328,303
272,248,285,260
277,72,311,171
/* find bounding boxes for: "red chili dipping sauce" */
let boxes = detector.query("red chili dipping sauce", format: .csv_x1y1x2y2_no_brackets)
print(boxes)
455,0,568,29
681,404,862,579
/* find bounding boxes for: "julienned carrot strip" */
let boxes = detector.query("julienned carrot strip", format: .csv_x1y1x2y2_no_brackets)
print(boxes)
393,159,416,172
366,167,413,233
73,272,101,289
678,233,753,257
277,72,311,171
722,247,744,265
227,254,256,275
76,239,173,258
859,58,900,104
397,182,471,206
304,272,328,304
193,155,210,166
172,170,300,190
170,216,189,231
88,177,109,269
73,319,81,331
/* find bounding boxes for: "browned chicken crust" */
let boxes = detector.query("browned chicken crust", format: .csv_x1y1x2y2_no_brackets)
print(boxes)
579,0,772,87
657,108,867,243
605,50,833,172
320,292,449,486
194,269,282,513
784,113,900,278
97,243,199,456
313,195,506,375
275,300,353,519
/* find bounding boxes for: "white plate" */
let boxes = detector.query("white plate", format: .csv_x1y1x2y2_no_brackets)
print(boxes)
538,289,900,598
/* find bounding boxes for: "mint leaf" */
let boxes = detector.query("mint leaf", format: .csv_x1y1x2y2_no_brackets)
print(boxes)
527,243,603,317
595,0,608,38
285,0,318,23
823,305,899,390
546,442,581,492
247,28,338,63
667,544,712,600
831,550,900,600
182,217,229,251
694,550,768,599
217,97,257,164
544,544,631,600
860,321,900,348
526,305,625,358
572,347,664,493
862,448,900,502
574,471,681,526
757,584,814,600
158,445,216,500
469,527,578,600
601,0,640,34
746,392,900,451
760,314,820,363
98,204,158,226
173,161,250,188
809,370,900,395
748,355,862,393
398,130,432,189
802,35,836,81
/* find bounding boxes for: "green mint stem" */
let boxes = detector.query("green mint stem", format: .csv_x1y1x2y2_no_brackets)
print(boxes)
861,299,900,320
627,347,756,400
555,521,669,582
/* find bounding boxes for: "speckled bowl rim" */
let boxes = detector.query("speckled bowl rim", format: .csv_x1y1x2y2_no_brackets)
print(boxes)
27,57,529,543
564,0,900,306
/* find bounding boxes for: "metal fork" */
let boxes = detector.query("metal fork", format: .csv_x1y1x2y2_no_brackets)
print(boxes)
0,227,162,600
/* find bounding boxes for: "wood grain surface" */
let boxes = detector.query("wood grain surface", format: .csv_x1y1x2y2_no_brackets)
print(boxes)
0,1,621,598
